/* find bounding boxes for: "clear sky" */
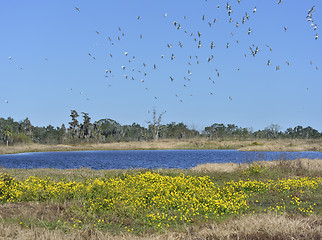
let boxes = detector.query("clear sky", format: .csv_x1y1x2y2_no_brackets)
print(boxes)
0,0,321,132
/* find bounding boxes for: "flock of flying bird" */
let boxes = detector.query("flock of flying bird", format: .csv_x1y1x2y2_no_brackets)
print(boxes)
4,1,320,105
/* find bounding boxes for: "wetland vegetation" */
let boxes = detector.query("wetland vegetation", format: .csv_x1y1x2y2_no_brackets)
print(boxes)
0,158,321,239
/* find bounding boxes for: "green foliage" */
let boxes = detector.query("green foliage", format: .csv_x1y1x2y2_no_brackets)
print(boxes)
243,163,263,176
250,141,261,146
0,113,321,146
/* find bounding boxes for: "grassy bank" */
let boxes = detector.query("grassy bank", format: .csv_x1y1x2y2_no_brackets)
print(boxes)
0,138,321,155
0,158,321,239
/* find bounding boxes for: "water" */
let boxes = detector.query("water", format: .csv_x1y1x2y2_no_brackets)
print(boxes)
0,149,321,170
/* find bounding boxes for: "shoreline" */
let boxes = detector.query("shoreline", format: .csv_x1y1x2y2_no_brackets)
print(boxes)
0,138,321,155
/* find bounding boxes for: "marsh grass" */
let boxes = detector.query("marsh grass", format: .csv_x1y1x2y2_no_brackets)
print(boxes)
0,158,321,239
1,138,321,155
0,213,320,240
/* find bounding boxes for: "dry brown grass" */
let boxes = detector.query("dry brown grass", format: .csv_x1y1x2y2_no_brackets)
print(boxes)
238,139,322,152
0,202,69,223
191,162,248,173
1,138,321,155
191,158,322,173
0,167,121,181
258,158,322,172
0,140,195,155
196,213,322,240
0,213,321,240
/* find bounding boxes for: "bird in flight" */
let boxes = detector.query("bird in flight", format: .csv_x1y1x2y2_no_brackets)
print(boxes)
266,45,272,51
75,7,80,11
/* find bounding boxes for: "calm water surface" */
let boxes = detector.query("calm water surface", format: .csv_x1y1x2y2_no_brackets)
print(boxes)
0,150,322,169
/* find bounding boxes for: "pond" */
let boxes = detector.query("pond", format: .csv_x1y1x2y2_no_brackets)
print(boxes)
0,149,321,169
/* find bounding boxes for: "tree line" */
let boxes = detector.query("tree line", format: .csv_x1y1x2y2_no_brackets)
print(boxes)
0,110,321,146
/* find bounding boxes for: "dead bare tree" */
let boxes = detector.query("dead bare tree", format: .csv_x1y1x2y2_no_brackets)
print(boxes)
147,108,166,141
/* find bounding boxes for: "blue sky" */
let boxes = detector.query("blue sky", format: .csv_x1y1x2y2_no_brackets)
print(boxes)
0,0,321,131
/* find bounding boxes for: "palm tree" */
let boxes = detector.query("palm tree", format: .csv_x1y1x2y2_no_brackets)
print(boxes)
3,130,12,147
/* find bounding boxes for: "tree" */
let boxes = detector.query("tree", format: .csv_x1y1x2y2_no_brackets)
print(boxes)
94,118,123,142
122,123,147,141
147,108,166,141
226,124,239,137
303,126,320,139
293,125,304,138
44,125,60,144
3,129,12,147
263,124,281,139
285,127,295,139
58,124,67,143
204,123,226,139
21,117,33,136
80,112,92,141
68,110,80,141
165,122,196,139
